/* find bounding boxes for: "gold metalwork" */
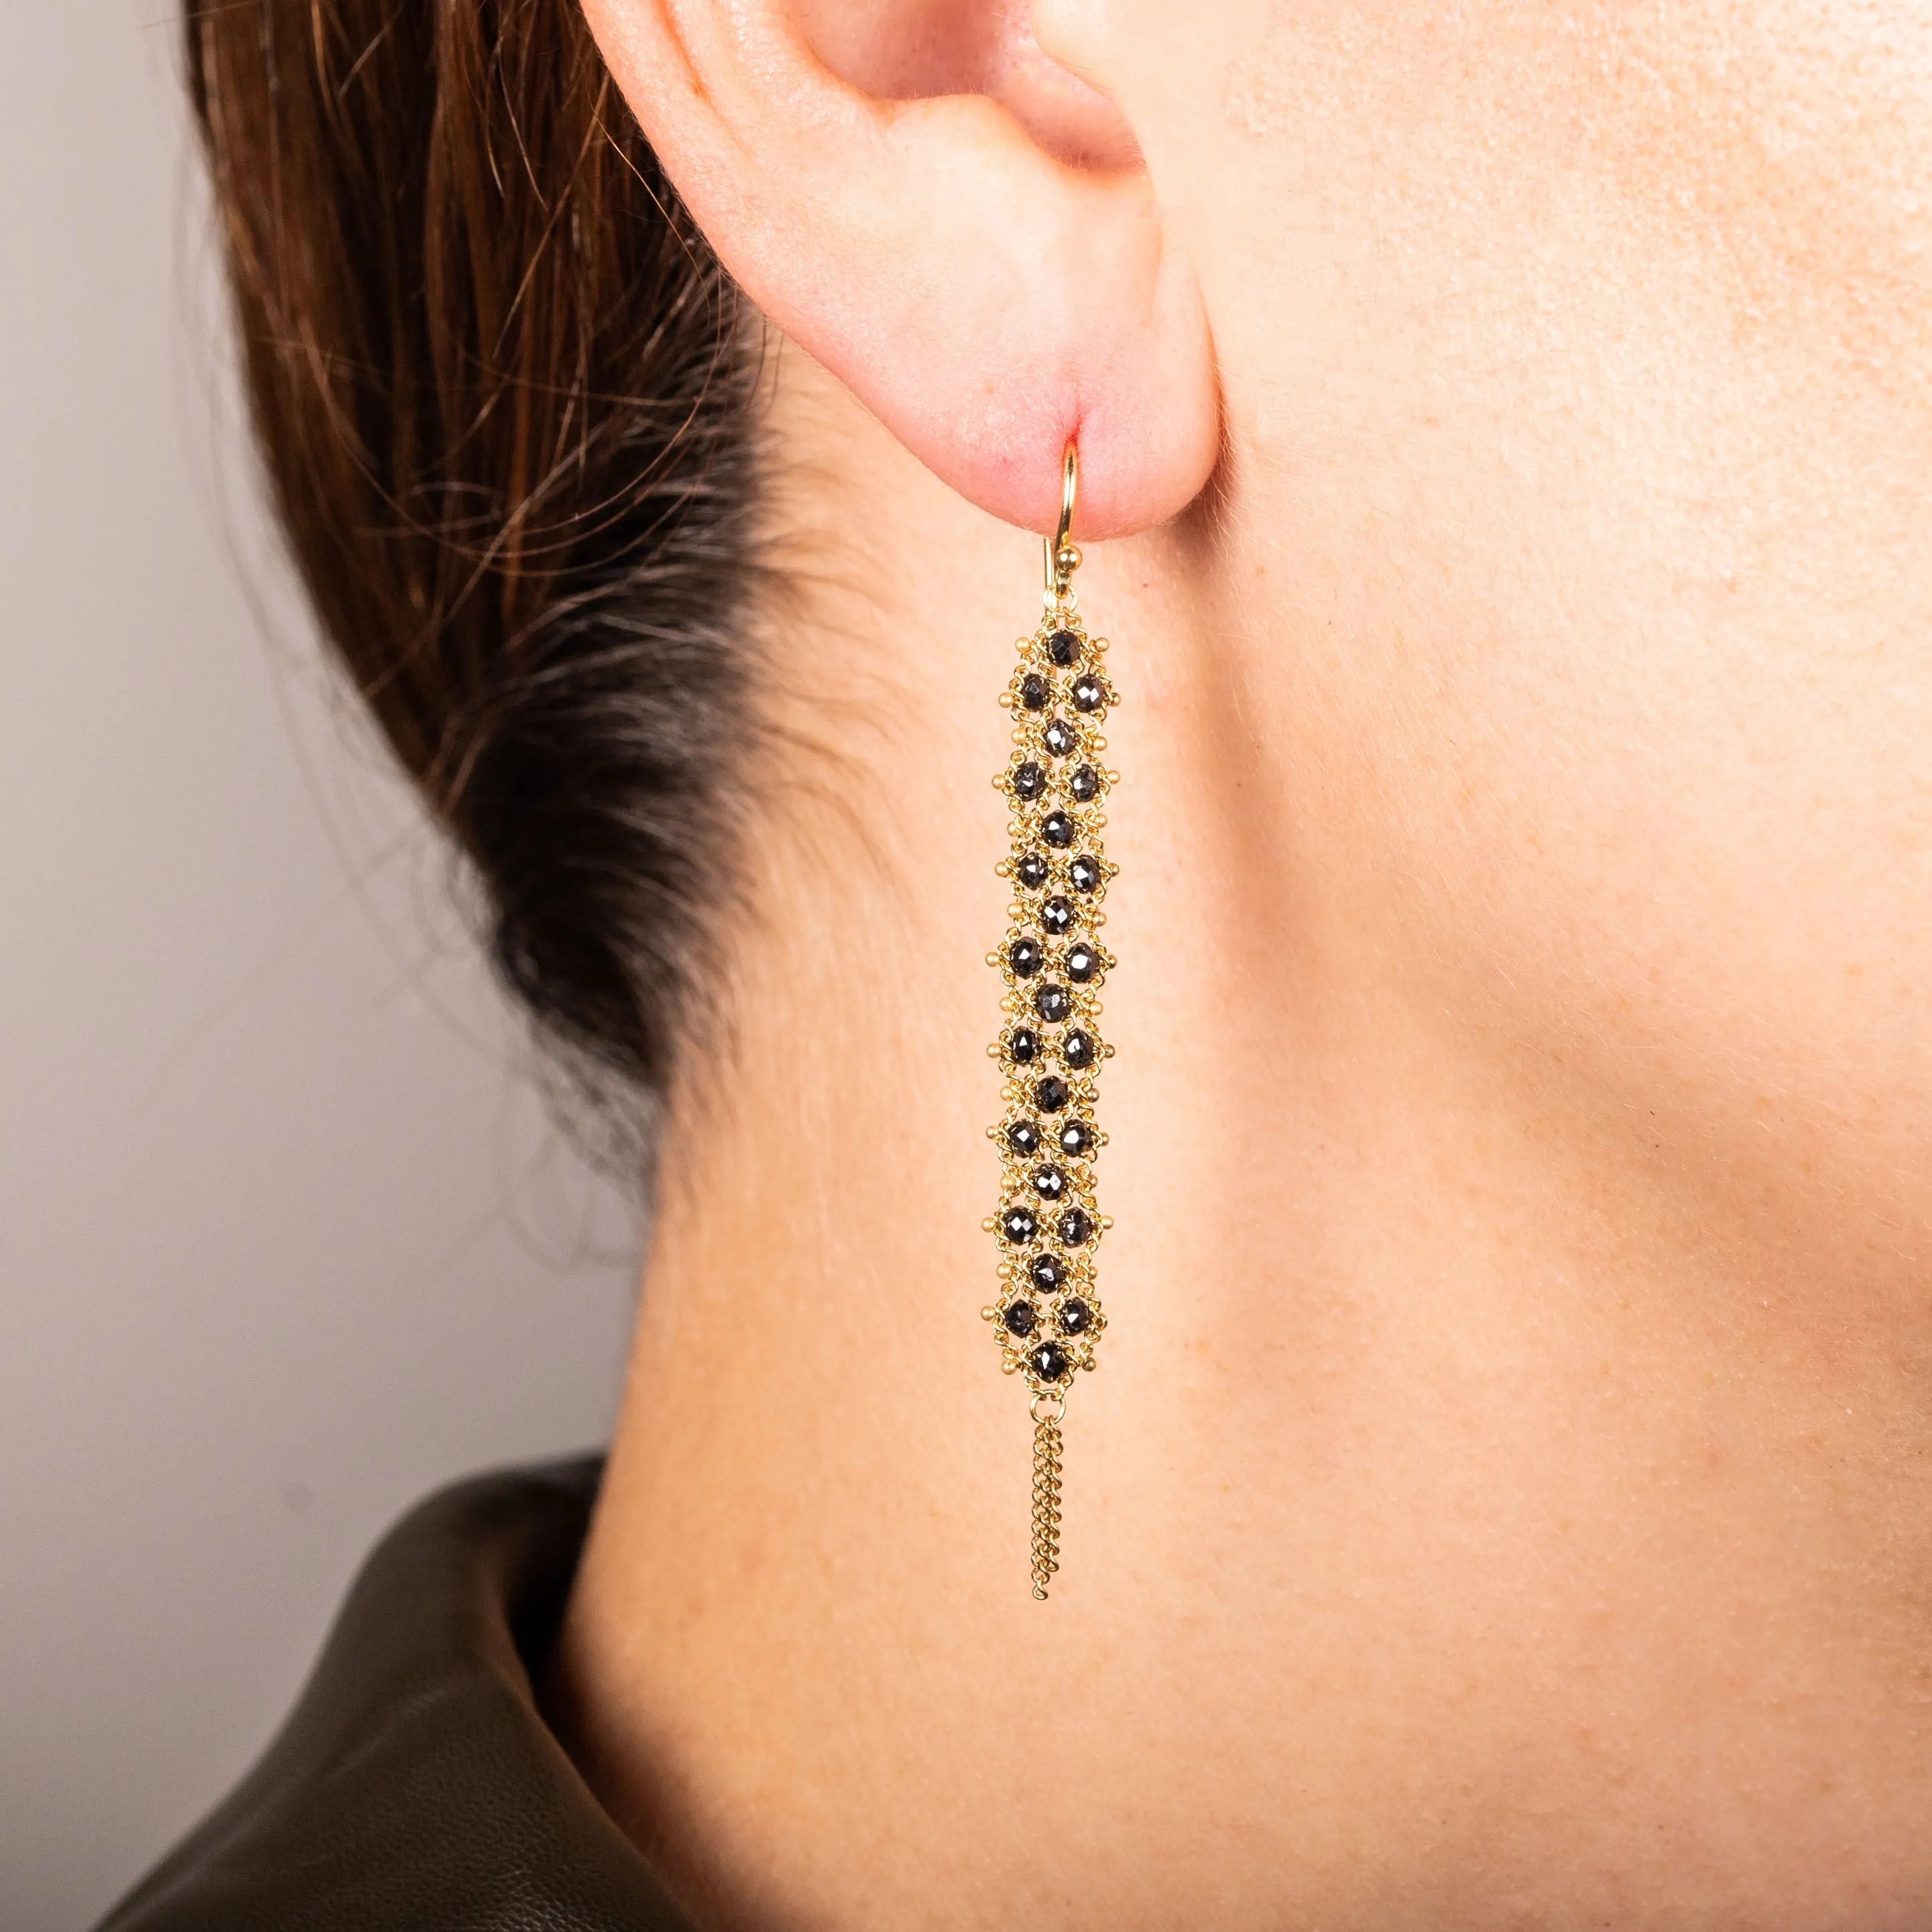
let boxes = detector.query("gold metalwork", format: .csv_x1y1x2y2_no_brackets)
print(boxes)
1044,444,1079,597
1030,1394,1066,1599
980,441,1116,1599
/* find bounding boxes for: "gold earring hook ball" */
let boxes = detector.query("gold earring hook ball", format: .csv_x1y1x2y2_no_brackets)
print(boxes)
1044,442,1081,599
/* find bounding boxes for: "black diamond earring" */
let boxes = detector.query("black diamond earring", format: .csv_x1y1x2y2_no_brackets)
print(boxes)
983,444,1117,1599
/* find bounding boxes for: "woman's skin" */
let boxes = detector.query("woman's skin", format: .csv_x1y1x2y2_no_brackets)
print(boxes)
555,3,1932,1926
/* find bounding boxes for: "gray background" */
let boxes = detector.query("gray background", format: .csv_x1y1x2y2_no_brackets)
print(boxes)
1,9,642,1925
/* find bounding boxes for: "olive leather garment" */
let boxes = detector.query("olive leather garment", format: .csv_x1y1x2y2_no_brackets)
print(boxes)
95,1459,695,1932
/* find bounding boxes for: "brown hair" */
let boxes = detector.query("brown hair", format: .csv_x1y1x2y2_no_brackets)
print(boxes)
182,0,760,1162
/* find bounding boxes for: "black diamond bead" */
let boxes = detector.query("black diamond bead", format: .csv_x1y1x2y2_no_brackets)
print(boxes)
1069,854,1101,895
1071,764,1100,802
1001,1205,1038,1246
1043,717,1077,758
1031,1164,1067,1202
1034,1074,1070,1114
1059,1297,1093,1336
1012,761,1046,801
1009,937,1044,978
1020,672,1049,711
1057,1205,1093,1248
1061,1028,1095,1069
1016,851,1049,891
1030,1341,1073,1382
1065,941,1099,983
1028,1252,1067,1294
1048,628,1081,668
1006,1120,1042,1157
1073,674,1105,713
1034,982,1071,1025
1042,810,1076,849
1003,1299,1038,1338
1057,1118,1092,1157
1041,895,1075,936
1010,1027,1039,1064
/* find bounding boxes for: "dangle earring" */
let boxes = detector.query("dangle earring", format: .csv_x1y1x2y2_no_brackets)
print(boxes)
983,444,1118,1600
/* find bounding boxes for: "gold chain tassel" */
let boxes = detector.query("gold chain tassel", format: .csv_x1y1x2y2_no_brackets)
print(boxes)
1030,1400,1065,1599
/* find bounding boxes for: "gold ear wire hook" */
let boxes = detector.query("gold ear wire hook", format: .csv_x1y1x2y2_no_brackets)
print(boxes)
1043,442,1079,600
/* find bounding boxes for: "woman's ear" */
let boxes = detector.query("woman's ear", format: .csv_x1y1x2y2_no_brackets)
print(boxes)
579,0,1220,538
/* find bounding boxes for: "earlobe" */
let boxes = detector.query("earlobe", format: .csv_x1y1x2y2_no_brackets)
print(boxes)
581,0,1219,538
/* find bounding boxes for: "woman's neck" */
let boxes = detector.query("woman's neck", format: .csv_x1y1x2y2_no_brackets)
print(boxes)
554,344,1932,1931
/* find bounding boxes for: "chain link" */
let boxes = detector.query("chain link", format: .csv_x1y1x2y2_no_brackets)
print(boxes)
1030,1410,1065,1599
